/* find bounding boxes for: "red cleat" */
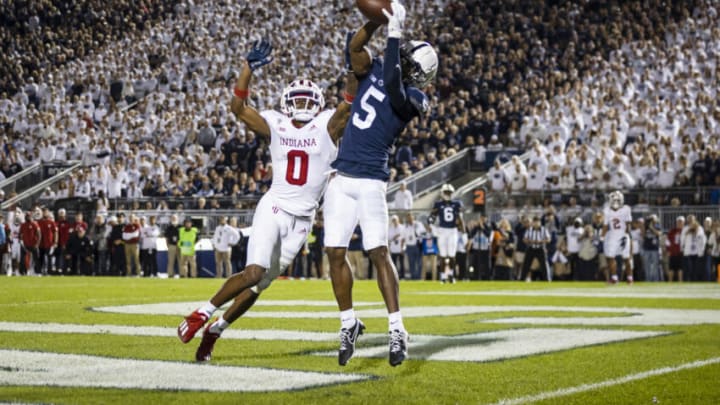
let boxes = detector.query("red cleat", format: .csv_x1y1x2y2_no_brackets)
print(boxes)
177,310,209,343
195,321,221,362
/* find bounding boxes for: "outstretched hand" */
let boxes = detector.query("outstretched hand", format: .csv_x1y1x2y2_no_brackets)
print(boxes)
382,0,406,39
247,38,273,71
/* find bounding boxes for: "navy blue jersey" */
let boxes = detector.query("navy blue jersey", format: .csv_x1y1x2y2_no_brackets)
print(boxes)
332,39,429,181
433,199,463,228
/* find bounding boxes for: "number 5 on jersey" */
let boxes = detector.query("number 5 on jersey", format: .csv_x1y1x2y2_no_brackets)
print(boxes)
352,85,386,130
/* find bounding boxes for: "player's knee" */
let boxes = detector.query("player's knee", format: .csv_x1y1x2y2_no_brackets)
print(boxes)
368,246,389,264
326,247,346,267
243,264,265,284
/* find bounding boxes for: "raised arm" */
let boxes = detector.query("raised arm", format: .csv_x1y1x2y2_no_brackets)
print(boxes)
327,72,358,143
327,32,360,143
230,39,274,138
382,1,416,120
349,22,381,77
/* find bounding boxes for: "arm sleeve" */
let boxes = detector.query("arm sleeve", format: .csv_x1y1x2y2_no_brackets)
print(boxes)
383,38,415,121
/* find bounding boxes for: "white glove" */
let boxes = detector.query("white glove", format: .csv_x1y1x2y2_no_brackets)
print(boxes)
382,0,406,39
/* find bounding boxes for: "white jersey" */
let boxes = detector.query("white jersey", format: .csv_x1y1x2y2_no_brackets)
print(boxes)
9,222,22,259
603,205,632,239
260,109,337,217
603,205,632,258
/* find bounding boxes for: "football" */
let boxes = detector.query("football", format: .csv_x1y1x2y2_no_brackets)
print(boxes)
356,0,391,24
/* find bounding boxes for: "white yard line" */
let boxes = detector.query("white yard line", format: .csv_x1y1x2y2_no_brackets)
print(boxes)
0,349,369,392
91,303,720,325
490,357,720,405
416,285,720,300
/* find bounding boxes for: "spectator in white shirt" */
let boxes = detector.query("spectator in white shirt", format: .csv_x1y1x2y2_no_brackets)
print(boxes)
140,216,161,277
73,172,92,198
525,162,545,191
212,216,239,278
565,217,584,279
488,159,509,192
392,181,414,210
388,215,406,279
681,217,707,281
509,162,527,192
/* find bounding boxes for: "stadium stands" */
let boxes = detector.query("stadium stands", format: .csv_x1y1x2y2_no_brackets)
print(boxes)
0,1,718,281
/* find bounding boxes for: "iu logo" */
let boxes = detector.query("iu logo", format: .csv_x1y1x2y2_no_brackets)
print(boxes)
272,206,279,214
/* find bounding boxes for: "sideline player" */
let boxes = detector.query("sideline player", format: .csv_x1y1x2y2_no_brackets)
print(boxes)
429,183,464,283
323,0,439,366
602,190,634,284
177,38,355,362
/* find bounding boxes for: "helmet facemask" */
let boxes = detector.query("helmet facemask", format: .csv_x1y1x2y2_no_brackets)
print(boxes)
400,40,438,88
609,191,624,210
281,80,325,122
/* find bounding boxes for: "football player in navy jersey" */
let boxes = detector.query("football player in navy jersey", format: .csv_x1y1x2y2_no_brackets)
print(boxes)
429,183,465,283
323,0,438,367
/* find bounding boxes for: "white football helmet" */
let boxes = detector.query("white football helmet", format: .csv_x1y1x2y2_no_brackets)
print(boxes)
609,190,624,210
400,40,439,88
280,79,325,122
441,183,454,201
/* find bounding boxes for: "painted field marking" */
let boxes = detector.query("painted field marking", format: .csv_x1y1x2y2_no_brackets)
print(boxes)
313,328,667,362
416,285,720,300
0,322,667,363
92,303,720,326
0,349,369,392
489,356,720,405
92,300,382,317
0,321,347,342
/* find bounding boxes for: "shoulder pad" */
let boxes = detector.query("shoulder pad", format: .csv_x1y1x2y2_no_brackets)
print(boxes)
407,87,430,115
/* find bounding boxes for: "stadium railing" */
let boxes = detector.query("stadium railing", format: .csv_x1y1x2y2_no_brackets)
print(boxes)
99,195,262,211
386,148,474,203
484,187,718,209
454,151,532,209
1,161,83,211
0,162,42,196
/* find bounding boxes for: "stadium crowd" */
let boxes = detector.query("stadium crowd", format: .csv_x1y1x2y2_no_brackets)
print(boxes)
1,0,714,206
1,0,719,279
484,1,720,197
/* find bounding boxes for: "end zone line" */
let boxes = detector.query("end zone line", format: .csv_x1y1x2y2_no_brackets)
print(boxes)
490,356,720,405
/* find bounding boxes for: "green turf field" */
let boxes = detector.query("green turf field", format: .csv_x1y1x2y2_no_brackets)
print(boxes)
1,277,719,404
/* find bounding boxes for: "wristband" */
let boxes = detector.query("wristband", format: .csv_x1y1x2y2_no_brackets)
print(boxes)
234,87,249,99
343,92,355,104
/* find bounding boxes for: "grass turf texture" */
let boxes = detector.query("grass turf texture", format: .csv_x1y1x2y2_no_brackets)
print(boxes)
0,278,718,405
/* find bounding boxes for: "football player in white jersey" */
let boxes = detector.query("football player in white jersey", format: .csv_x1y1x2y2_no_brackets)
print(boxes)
178,38,355,362
8,212,23,276
602,190,634,284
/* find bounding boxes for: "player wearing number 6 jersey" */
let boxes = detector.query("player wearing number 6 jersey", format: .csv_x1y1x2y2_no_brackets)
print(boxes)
430,184,465,283
177,38,355,362
324,0,438,367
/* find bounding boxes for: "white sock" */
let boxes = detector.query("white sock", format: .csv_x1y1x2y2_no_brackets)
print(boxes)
611,274,619,281
208,317,230,334
340,309,356,329
199,302,217,318
389,311,405,332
